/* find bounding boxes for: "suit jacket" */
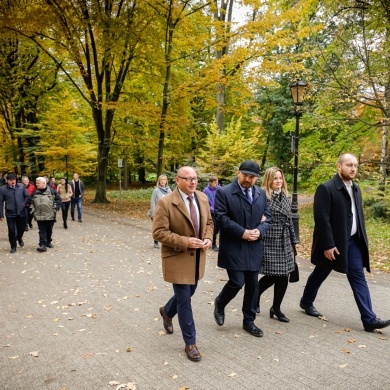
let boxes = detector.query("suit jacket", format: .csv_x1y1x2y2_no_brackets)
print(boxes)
214,179,272,271
152,188,213,284
311,174,370,273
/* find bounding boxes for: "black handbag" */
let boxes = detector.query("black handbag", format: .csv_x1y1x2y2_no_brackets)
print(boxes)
289,261,299,283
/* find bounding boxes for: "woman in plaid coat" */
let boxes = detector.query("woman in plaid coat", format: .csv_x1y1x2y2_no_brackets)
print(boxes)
256,167,296,322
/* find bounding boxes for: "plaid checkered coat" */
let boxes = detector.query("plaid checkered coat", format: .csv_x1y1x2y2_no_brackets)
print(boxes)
260,192,296,276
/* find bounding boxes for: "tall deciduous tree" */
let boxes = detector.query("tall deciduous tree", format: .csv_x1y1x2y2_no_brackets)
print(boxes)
1,0,155,202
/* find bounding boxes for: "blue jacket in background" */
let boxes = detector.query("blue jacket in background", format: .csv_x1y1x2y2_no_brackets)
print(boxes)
202,183,220,213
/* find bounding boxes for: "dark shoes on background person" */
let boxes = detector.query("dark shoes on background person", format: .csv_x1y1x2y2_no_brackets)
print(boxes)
28,223,33,229
71,217,75,221
256,305,260,314
78,219,82,223
159,306,173,334
154,242,160,249
364,318,390,332
243,322,264,337
300,301,323,317
64,222,68,229
47,243,54,248
18,239,24,247
37,245,47,252
25,225,29,231
185,344,201,362
214,297,224,326
212,244,219,252
10,247,16,253
270,307,290,323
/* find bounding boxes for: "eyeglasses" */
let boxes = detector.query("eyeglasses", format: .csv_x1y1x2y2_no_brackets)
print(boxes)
177,176,198,183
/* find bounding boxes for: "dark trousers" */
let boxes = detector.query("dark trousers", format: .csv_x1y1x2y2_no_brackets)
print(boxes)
61,201,70,223
218,270,259,324
301,235,376,325
25,207,33,228
37,220,54,247
164,281,198,345
211,213,219,245
6,216,25,248
257,275,289,312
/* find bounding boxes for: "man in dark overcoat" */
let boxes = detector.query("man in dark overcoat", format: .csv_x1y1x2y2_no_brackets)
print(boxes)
0,173,29,253
213,160,272,337
153,166,213,362
300,153,390,332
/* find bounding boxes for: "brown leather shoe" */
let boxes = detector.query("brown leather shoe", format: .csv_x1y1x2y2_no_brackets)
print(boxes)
185,344,201,362
159,306,173,334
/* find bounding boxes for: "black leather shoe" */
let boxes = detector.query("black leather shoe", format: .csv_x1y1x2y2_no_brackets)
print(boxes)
214,297,224,326
159,307,173,334
47,243,54,248
212,245,219,252
10,247,16,253
300,301,322,317
36,246,47,252
243,322,264,337
270,307,289,323
364,318,390,332
185,344,201,362
18,239,24,247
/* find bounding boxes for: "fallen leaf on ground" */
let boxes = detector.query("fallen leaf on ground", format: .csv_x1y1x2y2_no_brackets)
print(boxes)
347,339,356,343
29,351,39,357
339,364,348,368
342,349,350,354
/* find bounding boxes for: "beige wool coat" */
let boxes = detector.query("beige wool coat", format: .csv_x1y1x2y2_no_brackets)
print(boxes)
152,188,214,284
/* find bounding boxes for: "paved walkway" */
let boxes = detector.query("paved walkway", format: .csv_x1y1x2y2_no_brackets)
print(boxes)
0,208,389,390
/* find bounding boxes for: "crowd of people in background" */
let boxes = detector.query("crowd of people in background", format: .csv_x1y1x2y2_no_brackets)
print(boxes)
0,172,84,252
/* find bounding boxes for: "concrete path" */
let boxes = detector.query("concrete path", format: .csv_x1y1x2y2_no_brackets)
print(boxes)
1,208,389,390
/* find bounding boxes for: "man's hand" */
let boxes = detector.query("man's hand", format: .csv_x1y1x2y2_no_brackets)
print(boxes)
324,247,340,261
201,238,212,250
242,229,261,241
188,237,208,249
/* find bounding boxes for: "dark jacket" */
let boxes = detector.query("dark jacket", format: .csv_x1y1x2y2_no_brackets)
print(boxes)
215,179,272,271
29,186,62,221
70,179,85,198
311,174,370,274
0,183,28,218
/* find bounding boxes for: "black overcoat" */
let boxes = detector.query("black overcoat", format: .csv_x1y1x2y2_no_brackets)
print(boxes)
215,179,272,271
311,174,370,274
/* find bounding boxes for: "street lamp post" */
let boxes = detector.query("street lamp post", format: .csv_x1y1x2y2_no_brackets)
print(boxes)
290,79,307,243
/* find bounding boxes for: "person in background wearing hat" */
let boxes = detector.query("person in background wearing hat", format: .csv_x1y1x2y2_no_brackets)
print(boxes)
213,161,272,337
0,173,29,253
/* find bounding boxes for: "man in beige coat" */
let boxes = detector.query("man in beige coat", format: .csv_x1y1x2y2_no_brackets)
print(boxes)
153,166,213,362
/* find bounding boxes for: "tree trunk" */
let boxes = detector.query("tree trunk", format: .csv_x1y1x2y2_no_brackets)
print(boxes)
378,121,388,191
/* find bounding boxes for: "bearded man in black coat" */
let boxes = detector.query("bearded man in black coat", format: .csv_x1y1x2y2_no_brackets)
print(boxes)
300,153,390,332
